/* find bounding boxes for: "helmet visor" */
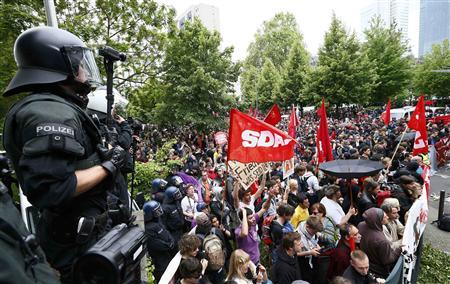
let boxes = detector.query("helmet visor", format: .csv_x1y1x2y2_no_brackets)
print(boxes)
153,203,163,218
62,46,102,86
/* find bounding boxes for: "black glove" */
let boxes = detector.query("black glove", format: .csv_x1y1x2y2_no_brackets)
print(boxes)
99,145,126,176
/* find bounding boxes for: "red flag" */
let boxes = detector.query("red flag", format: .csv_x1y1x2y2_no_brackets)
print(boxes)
288,105,299,138
264,104,281,126
408,95,428,155
227,109,295,163
316,99,334,163
381,98,391,126
247,106,253,116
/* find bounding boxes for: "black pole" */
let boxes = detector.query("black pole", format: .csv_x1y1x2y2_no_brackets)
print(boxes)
99,46,126,137
104,58,114,129
438,190,445,221
130,138,137,214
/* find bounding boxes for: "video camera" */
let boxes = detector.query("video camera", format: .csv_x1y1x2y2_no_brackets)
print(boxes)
73,223,147,284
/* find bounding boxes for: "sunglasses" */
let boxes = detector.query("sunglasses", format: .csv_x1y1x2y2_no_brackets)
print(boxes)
311,211,320,215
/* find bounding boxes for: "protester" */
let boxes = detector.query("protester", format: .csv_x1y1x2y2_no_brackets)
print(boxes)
179,234,202,259
181,184,198,231
342,250,378,284
380,198,404,249
303,164,321,204
235,194,271,265
297,215,324,283
291,193,310,229
358,208,401,278
176,257,205,284
272,232,303,284
226,249,270,284
310,202,341,248
358,178,380,216
321,185,356,226
327,224,361,280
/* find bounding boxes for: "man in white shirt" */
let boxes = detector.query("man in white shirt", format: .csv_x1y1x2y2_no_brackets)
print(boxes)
320,185,355,226
302,165,321,204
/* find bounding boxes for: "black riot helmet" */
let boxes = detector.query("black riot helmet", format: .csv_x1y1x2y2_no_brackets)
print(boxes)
164,186,183,203
3,26,101,97
143,200,164,222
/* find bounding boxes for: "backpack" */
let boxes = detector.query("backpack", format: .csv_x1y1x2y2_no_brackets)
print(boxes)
435,213,450,232
262,215,275,246
203,233,225,271
298,176,310,193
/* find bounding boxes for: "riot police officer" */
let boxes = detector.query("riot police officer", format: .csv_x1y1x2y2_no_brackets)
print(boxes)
143,200,175,282
2,27,126,282
0,181,61,284
161,186,184,245
151,177,167,203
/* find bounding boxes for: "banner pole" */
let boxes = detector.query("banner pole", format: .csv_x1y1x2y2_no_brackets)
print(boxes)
391,126,409,162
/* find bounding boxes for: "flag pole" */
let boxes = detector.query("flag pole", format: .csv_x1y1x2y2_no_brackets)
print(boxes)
391,126,409,161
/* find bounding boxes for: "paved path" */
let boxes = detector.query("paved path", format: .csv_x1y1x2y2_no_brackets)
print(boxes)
423,166,450,253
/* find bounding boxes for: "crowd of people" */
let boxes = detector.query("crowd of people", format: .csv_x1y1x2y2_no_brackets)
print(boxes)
139,105,449,284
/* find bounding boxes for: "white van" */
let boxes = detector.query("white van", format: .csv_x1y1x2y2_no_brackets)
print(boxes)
389,106,415,121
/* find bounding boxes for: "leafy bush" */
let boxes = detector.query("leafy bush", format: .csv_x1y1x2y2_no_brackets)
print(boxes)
130,139,184,199
418,243,450,284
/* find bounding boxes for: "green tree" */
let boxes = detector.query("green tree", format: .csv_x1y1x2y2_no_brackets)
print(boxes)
307,14,377,106
279,40,310,108
0,0,45,129
362,16,412,103
57,0,176,94
256,59,281,111
241,12,305,105
414,39,450,98
153,19,240,131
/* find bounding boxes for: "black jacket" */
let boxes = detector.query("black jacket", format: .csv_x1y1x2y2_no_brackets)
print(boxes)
342,266,377,284
272,247,302,284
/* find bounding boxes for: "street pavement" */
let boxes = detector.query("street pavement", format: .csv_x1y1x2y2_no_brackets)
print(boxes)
424,165,450,253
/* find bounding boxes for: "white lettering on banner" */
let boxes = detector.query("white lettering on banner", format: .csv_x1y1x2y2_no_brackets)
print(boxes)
241,130,291,148
414,132,426,148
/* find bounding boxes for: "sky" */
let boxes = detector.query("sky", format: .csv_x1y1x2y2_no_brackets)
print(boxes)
157,0,421,61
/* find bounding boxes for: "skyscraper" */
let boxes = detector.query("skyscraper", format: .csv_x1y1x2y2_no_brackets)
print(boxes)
360,0,409,41
178,4,220,32
418,0,450,57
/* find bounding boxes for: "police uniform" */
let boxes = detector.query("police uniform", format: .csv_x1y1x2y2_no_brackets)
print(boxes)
3,92,110,279
145,220,175,282
0,182,60,284
2,27,123,282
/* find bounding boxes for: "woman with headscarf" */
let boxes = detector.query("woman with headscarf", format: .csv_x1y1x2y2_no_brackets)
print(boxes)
357,208,401,279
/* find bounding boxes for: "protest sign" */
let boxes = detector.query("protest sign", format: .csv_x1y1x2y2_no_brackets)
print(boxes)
282,158,295,180
401,188,428,283
227,160,272,189
214,131,228,146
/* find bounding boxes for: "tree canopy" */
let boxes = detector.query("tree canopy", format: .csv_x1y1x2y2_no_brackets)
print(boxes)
414,39,450,98
307,14,377,106
240,12,306,107
153,19,240,131
362,16,412,103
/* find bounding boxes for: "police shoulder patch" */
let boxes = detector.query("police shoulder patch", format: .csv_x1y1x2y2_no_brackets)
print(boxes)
36,123,75,138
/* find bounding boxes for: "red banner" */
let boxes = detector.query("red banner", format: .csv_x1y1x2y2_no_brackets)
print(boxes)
288,105,299,139
264,104,281,126
381,98,391,126
227,109,295,163
408,96,428,155
316,99,334,163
